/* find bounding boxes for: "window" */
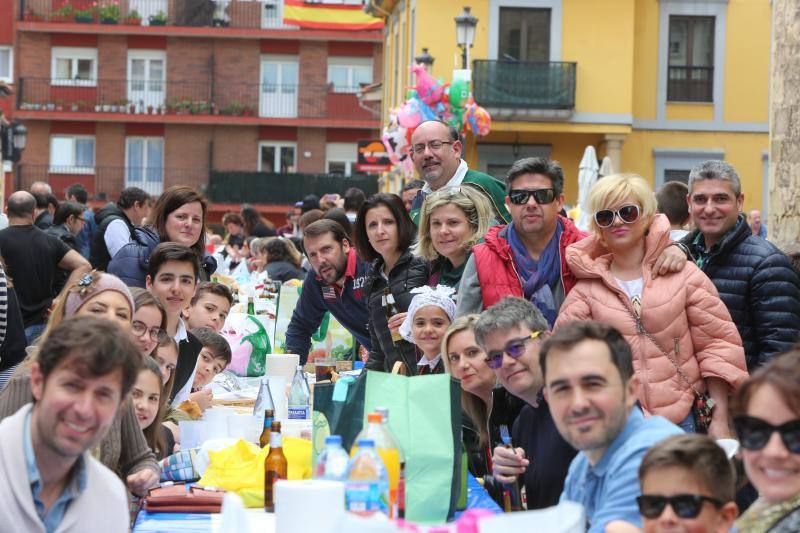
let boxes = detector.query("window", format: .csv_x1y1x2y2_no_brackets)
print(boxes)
664,169,690,184
498,7,551,61
259,142,296,173
0,47,11,83
51,47,97,86
326,142,357,176
327,57,372,93
126,137,164,195
50,136,95,173
667,16,714,102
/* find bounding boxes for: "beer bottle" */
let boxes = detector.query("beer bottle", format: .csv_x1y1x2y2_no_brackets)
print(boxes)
247,295,255,316
264,421,288,512
258,409,275,448
383,288,402,342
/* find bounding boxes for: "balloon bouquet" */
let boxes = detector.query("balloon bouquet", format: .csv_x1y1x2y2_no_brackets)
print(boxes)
382,64,492,181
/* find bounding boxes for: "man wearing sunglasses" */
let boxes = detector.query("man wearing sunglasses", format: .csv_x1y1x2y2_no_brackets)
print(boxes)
681,160,800,372
407,120,510,225
637,434,738,533
472,297,576,510
540,321,682,533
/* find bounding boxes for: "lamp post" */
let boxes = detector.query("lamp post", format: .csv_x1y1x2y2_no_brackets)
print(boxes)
414,48,435,71
454,6,478,70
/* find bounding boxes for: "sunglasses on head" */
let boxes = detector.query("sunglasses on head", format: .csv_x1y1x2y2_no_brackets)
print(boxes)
637,494,723,520
484,331,544,370
508,188,556,206
594,204,641,228
733,415,800,454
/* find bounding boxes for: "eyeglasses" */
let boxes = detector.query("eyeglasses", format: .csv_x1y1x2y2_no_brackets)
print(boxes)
637,494,723,519
508,188,556,206
411,140,453,155
131,320,167,343
594,204,641,228
733,415,800,454
485,331,544,370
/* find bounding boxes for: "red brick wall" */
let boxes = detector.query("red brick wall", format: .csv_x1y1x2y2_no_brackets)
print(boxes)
17,33,50,79
0,0,14,45
165,124,211,189
372,43,383,85
212,126,258,171
97,35,127,107
166,38,213,106
213,39,260,112
94,122,126,197
296,127,326,173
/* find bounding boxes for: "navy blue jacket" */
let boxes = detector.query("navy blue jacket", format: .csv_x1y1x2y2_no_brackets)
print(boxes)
107,226,217,288
682,215,800,370
285,248,371,363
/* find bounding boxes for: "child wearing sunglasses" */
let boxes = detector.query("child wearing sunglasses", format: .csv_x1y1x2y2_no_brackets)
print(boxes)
637,433,738,533
733,349,800,532
398,285,456,375
556,173,748,437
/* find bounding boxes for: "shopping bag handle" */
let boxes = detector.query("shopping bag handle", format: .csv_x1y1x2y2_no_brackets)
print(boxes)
391,361,407,376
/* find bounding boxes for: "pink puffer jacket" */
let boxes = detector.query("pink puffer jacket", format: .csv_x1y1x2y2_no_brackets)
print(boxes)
555,214,748,423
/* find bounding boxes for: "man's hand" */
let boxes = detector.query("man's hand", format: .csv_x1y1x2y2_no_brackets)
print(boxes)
387,312,407,333
491,446,528,484
190,389,213,411
126,469,159,497
651,244,687,278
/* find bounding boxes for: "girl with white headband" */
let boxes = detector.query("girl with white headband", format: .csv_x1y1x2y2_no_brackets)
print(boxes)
398,285,457,375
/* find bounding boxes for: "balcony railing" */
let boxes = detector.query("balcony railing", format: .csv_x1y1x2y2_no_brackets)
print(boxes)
472,60,576,110
207,171,378,204
17,78,379,121
17,164,208,200
667,66,713,103
21,0,306,29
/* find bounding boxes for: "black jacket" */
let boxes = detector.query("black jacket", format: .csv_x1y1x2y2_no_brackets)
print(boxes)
170,331,204,404
90,203,135,270
44,224,78,295
682,215,800,370
0,288,28,372
363,250,430,375
266,261,306,283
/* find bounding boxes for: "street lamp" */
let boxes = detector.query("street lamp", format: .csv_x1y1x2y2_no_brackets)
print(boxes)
415,48,436,70
1,121,27,163
454,6,478,69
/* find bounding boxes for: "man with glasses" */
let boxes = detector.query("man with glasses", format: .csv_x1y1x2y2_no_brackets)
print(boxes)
540,320,682,533
473,297,576,510
46,201,88,294
408,120,510,225
681,160,800,371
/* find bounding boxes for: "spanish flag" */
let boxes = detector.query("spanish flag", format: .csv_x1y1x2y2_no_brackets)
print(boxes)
283,0,385,31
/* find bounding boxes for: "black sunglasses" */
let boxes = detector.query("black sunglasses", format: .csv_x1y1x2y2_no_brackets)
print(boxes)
733,415,800,454
594,204,641,228
508,188,556,206
637,494,723,519
484,331,544,370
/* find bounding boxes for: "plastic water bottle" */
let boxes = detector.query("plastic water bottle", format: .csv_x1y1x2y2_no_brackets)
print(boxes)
345,439,390,517
253,376,275,418
287,365,310,419
313,435,350,481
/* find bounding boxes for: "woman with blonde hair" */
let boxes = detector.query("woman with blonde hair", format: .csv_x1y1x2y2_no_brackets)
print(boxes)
415,186,493,290
556,173,748,436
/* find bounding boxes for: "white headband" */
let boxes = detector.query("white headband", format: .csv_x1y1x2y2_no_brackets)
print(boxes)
399,285,457,343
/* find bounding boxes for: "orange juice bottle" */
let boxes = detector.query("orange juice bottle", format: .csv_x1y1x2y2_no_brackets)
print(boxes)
351,412,401,518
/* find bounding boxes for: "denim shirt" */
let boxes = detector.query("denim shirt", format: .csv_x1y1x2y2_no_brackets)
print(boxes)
560,408,682,532
24,410,88,533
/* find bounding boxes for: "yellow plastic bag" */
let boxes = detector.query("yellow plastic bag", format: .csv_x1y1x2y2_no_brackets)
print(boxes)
198,438,312,508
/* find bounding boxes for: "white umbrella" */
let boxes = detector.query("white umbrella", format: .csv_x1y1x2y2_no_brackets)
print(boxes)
599,156,614,178
576,146,599,232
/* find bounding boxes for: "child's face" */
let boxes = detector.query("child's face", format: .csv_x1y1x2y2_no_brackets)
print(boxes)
192,348,227,389
411,305,451,357
640,466,737,533
184,293,231,333
132,370,161,430
146,260,197,318
154,344,178,384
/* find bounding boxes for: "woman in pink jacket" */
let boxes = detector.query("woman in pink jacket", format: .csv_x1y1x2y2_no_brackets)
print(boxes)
555,173,748,437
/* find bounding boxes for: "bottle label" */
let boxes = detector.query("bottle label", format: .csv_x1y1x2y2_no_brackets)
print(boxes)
288,406,309,420
346,481,389,516
270,433,282,448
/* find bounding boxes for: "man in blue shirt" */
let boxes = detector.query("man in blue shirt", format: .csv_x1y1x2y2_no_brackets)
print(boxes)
540,321,682,533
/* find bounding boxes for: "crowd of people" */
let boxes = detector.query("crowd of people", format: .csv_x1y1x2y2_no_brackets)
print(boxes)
1,118,800,532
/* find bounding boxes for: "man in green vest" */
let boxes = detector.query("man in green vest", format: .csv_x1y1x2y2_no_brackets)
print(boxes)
408,120,510,225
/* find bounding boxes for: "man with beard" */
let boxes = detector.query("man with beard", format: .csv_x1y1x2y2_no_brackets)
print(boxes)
285,219,371,364
541,321,681,533
0,316,140,532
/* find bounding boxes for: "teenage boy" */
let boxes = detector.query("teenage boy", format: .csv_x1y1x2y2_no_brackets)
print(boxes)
637,434,738,533
0,316,140,532
473,297,576,510
188,327,232,411
540,321,682,533
145,243,203,405
182,282,233,333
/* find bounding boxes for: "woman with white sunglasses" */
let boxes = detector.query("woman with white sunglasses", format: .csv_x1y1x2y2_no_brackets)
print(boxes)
555,173,747,437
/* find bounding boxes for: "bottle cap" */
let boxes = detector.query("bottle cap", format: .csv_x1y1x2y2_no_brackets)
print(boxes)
368,412,382,423
325,435,342,445
357,438,375,447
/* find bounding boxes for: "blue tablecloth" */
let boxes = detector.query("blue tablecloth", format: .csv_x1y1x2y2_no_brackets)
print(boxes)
133,474,500,531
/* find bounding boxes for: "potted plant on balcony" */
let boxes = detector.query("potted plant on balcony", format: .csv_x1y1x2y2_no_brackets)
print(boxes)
99,4,120,24
74,8,94,23
24,9,45,22
55,99,64,111
124,9,142,25
71,102,80,112
52,5,75,23
212,17,229,28
149,10,167,26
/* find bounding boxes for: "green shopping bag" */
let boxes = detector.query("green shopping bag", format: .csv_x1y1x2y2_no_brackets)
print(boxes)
312,371,461,523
